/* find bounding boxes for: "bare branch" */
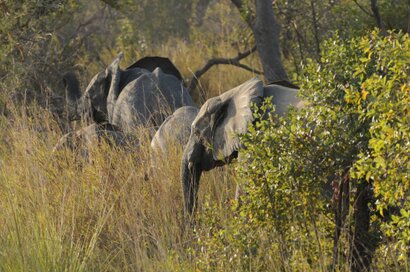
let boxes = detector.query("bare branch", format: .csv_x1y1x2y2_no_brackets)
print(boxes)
253,0,289,82
187,45,261,93
75,13,103,33
353,0,386,33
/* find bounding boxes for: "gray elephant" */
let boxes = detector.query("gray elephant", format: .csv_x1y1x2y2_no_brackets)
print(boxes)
53,122,133,158
64,53,195,131
180,78,306,217
126,56,183,81
151,106,199,154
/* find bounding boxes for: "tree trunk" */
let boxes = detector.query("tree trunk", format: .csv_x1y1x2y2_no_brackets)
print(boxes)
332,173,350,271
63,72,82,121
310,0,321,58
350,180,374,272
252,0,289,82
370,0,386,34
231,0,289,82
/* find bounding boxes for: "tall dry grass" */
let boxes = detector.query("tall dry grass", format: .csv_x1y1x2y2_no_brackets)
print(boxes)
0,26,264,269
0,100,237,271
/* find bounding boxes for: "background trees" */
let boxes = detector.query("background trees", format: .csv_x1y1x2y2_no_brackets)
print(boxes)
2,0,409,105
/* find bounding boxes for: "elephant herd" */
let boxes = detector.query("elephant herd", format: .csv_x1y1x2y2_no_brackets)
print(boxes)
54,53,305,218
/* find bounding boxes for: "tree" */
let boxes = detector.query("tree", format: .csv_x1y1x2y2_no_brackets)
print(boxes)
232,0,289,82
0,1,79,109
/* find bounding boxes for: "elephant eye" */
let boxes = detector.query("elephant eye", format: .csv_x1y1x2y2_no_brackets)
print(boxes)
194,129,200,137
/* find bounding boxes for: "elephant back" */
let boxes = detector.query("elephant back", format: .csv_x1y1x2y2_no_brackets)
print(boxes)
119,67,148,92
126,56,183,81
112,68,195,130
152,67,195,109
263,84,305,116
151,106,199,153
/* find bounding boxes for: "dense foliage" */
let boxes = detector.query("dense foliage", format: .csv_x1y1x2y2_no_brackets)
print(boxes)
196,30,409,271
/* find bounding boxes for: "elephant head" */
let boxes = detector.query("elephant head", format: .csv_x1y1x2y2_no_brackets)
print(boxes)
180,78,305,217
181,78,264,216
63,53,124,124
62,71,81,121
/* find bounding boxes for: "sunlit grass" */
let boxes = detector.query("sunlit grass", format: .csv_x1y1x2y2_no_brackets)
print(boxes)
0,38,257,270
0,89,404,271
0,101,237,271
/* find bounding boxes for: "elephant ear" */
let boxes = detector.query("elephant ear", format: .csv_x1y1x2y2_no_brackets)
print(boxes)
62,72,81,120
193,78,263,161
106,53,124,122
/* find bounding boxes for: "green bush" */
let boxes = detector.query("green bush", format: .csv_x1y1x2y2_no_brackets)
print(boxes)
196,30,409,271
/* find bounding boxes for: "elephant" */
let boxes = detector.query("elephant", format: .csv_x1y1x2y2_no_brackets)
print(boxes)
180,77,306,217
53,122,135,158
64,53,195,131
126,56,183,81
63,71,82,121
151,106,199,154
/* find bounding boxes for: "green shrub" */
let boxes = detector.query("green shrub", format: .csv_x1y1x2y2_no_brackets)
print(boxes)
196,30,409,271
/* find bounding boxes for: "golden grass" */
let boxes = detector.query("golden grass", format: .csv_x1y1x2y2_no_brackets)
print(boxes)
0,86,403,272
0,101,237,271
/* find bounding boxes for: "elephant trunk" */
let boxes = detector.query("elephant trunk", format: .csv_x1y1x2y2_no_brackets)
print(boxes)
180,139,204,219
63,72,82,121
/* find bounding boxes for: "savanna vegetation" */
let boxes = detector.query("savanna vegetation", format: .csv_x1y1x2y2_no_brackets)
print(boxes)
0,0,409,271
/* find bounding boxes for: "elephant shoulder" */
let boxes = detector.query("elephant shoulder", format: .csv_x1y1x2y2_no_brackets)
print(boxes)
173,106,199,118
263,84,305,115
112,73,157,128
165,106,199,134
152,67,195,107
116,73,156,102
